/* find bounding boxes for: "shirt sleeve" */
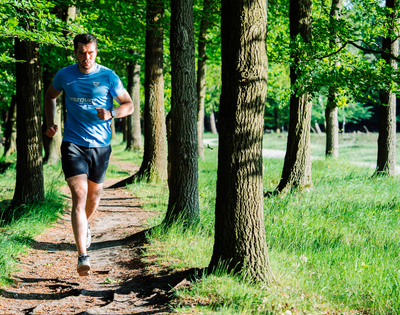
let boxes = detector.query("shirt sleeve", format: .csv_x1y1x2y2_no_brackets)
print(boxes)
109,71,126,97
52,69,64,92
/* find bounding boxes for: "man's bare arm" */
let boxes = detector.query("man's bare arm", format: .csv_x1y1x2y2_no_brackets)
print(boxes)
95,90,134,121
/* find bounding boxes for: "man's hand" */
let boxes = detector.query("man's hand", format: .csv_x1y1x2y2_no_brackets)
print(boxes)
96,108,113,120
46,125,58,137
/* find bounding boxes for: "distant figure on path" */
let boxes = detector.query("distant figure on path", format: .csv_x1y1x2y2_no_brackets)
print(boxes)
45,33,133,276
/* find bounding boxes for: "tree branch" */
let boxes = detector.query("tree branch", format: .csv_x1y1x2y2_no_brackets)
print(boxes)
348,40,400,62
305,42,348,61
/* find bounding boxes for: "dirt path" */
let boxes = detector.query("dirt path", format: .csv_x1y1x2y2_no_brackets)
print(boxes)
0,161,192,315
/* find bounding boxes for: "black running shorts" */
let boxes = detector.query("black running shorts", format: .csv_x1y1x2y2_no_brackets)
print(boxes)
61,141,112,183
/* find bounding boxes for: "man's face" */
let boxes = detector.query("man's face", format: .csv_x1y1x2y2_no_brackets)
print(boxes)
74,42,97,73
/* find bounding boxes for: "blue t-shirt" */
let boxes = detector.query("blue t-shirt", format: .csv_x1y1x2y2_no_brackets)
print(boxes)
52,63,126,147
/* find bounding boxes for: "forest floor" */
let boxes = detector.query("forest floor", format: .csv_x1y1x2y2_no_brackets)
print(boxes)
0,160,193,315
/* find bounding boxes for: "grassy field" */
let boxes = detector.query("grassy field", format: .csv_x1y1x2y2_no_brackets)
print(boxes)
1,132,400,314
132,132,400,314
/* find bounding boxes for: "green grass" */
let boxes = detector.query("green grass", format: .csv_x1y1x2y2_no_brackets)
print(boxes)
131,132,400,315
2,132,400,314
0,162,66,287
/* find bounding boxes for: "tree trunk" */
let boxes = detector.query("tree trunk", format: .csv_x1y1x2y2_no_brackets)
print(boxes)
3,95,17,157
43,97,62,164
197,0,211,159
376,0,397,176
164,0,199,225
276,0,313,194
126,58,142,151
325,88,339,158
325,0,342,159
11,38,44,209
42,69,62,164
209,0,273,284
110,0,167,189
111,118,117,140
209,109,217,134
274,107,280,133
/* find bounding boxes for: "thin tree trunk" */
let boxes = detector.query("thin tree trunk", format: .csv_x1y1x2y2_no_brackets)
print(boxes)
111,119,116,140
325,88,339,158
126,58,142,151
325,0,342,159
3,95,17,157
197,0,211,159
164,0,199,225
11,38,44,209
276,0,313,194
43,97,62,164
274,107,280,133
109,0,167,188
209,0,273,284
209,108,217,134
376,0,397,176
42,69,62,164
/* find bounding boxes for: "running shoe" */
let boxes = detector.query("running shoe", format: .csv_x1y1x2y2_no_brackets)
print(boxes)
77,254,91,276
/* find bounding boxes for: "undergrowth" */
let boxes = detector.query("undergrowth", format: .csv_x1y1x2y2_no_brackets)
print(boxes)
0,161,66,287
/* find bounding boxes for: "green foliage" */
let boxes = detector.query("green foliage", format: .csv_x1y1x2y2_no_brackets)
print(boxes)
265,0,399,129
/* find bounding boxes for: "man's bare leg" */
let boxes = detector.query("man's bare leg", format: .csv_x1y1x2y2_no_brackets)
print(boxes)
68,175,104,276
68,175,104,255
86,179,104,221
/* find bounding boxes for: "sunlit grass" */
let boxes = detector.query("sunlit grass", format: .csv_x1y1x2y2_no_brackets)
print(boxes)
135,132,400,314
0,162,66,287
1,131,400,314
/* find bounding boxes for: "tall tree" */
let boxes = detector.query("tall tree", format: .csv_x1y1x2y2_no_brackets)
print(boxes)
11,38,44,208
126,57,142,151
208,0,273,283
376,0,397,176
110,0,167,188
164,0,199,225
276,0,313,194
197,0,212,159
325,0,343,159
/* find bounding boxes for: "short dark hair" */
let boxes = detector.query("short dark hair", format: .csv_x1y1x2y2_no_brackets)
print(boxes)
73,33,97,51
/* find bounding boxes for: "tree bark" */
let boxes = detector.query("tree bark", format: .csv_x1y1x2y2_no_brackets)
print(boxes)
126,58,142,151
197,0,211,159
325,0,342,159
276,0,313,194
325,88,339,158
11,38,44,209
110,0,167,189
3,95,17,157
376,0,397,176
209,0,273,283
164,0,199,225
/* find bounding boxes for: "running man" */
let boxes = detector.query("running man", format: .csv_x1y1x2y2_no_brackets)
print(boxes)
45,33,134,276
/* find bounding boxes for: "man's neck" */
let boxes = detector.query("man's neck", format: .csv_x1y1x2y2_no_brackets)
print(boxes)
78,63,96,74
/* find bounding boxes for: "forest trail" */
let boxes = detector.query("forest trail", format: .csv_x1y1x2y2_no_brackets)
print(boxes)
0,160,192,315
